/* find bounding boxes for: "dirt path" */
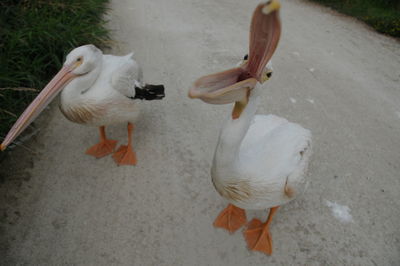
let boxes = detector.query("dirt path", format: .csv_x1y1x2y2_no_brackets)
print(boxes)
1,0,399,265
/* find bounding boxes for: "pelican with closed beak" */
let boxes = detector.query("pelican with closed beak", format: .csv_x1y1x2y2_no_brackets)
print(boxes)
1,45,165,166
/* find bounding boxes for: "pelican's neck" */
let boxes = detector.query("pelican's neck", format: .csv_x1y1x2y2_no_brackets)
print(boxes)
60,60,102,107
213,87,260,169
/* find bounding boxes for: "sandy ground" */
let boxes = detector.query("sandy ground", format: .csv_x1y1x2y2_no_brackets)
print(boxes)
1,0,400,265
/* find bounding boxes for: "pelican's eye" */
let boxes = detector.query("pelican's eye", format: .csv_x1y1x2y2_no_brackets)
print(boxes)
73,56,84,69
261,71,273,83
76,56,83,63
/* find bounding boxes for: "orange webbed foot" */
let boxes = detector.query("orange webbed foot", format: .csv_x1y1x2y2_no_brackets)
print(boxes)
213,204,247,233
243,218,273,255
113,145,137,166
85,139,117,158
243,206,279,255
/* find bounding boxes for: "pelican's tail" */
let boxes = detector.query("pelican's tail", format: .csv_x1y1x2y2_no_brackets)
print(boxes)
134,84,165,100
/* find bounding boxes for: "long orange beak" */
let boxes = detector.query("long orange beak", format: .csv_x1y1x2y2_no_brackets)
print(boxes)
0,66,76,151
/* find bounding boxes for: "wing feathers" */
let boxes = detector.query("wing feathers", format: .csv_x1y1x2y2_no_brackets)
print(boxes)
111,56,142,98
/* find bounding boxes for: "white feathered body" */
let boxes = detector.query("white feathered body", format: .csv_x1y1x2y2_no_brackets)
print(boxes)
60,53,142,126
211,88,312,210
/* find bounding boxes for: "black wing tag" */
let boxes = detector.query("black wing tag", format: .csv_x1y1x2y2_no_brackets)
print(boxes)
130,84,165,100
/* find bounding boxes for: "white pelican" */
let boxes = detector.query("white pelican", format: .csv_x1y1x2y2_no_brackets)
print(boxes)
189,1,312,255
0,45,165,166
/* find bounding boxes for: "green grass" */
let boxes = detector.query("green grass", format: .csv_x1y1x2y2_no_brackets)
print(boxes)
0,0,110,148
309,0,400,37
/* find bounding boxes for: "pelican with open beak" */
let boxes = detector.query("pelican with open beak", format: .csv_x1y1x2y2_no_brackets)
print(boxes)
189,1,313,255
1,45,165,166
189,0,281,112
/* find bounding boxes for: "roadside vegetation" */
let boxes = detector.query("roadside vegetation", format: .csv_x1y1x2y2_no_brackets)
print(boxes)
0,0,110,149
309,0,400,37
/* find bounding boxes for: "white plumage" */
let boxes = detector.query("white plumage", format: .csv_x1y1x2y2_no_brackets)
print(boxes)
211,86,312,210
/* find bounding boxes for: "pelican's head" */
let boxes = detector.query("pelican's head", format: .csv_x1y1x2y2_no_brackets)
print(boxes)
0,44,103,151
188,1,280,106
64,44,103,75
